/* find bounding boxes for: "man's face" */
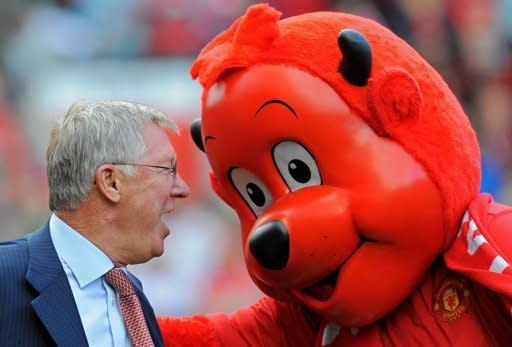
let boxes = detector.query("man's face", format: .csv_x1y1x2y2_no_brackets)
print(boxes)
118,124,190,264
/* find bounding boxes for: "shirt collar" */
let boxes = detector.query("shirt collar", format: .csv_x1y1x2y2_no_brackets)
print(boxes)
50,213,115,288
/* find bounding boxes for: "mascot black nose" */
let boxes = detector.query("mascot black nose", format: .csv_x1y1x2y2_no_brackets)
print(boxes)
249,221,289,270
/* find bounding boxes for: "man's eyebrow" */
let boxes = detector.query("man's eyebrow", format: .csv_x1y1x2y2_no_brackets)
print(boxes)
255,99,297,118
157,156,176,165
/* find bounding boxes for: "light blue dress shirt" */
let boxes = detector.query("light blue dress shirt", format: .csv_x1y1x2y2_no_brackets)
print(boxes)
49,213,133,347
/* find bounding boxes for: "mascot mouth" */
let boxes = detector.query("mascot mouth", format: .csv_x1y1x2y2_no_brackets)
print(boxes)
300,238,366,301
303,267,340,300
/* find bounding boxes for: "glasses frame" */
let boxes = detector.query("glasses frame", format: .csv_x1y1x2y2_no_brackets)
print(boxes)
111,162,176,177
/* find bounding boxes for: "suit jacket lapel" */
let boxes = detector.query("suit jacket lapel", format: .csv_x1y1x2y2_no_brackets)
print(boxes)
129,272,164,347
26,224,88,347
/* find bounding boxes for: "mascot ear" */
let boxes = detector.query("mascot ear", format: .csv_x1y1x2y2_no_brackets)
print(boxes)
367,68,423,137
209,171,234,208
190,118,205,152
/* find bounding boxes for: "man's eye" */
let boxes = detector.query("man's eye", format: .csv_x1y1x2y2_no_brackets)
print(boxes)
165,167,176,176
158,167,170,175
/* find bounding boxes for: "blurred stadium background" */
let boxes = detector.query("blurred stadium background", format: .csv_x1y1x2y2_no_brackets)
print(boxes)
0,0,511,316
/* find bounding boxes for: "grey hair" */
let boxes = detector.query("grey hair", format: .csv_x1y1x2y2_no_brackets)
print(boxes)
47,100,177,211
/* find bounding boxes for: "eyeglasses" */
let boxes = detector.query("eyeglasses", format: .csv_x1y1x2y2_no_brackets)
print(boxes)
111,162,176,177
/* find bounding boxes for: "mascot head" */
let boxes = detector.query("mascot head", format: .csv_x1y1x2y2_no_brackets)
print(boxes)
190,4,481,327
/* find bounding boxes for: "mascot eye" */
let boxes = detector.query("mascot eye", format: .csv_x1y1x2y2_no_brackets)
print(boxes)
273,141,321,191
288,159,311,183
229,168,273,216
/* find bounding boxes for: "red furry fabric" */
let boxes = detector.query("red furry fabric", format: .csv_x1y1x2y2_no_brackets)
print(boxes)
157,315,222,347
190,3,481,246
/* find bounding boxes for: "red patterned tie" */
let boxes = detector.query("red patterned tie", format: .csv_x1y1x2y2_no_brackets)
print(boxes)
105,268,155,347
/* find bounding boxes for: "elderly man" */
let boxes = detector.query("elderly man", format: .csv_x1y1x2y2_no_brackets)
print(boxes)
0,100,190,347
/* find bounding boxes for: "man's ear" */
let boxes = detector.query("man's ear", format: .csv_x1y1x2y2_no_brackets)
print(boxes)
95,164,121,203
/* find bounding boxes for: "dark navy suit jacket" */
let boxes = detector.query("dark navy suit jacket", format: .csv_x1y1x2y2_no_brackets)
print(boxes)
0,222,164,347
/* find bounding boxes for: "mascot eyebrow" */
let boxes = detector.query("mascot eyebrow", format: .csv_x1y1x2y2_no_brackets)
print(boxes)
255,99,297,118
190,99,298,153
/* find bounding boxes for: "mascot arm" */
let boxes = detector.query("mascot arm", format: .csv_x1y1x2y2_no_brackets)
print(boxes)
158,314,222,347
158,296,319,346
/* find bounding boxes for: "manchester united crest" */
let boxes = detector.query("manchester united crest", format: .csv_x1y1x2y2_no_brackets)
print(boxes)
432,277,471,321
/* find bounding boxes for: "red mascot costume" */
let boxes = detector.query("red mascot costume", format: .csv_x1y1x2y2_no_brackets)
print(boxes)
159,4,512,346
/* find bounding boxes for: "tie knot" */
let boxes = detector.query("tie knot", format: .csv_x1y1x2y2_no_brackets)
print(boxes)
105,268,135,297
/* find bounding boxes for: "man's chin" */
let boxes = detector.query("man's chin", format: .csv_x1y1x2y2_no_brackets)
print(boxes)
151,239,165,258
153,247,165,258
148,225,169,259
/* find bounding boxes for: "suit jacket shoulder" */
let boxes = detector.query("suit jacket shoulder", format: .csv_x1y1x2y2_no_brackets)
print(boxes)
0,234,31,314
0,235,30,288
0,224,88,347
0,227,59,346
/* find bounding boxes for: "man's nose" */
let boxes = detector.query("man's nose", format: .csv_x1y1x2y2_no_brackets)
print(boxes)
171,174,191,198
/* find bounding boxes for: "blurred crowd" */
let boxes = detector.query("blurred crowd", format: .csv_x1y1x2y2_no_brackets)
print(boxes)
0,0,511,316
